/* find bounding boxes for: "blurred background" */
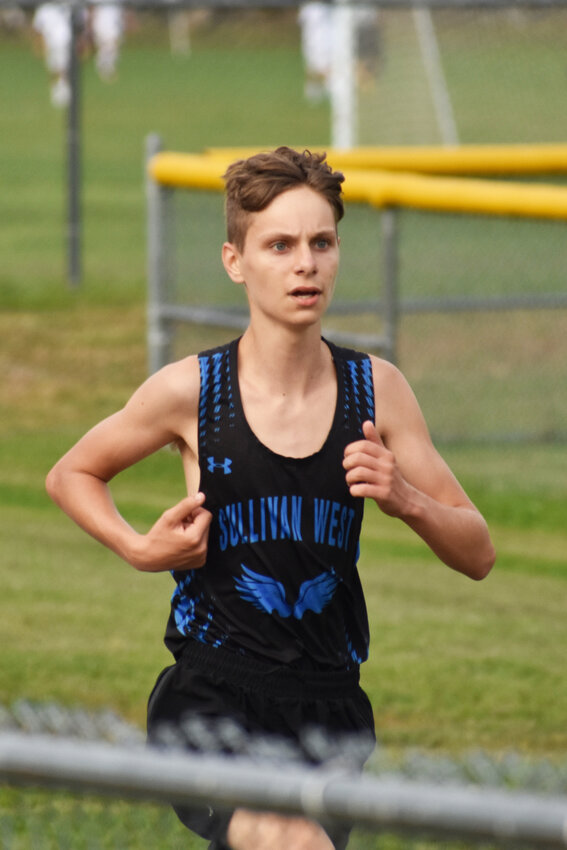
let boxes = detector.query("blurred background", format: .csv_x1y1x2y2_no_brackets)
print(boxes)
1,3,567,847
3,2,567,440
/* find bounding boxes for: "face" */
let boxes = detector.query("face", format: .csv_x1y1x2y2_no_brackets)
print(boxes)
222,185,340,330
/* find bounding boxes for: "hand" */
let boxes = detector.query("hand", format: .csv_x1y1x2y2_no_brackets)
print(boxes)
343,420,414,519
131,493,212,572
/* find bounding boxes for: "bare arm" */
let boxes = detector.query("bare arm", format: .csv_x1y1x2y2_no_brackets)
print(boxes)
46,357,212,572
343,358,495,580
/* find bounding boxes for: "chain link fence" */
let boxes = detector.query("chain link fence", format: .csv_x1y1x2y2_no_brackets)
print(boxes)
152,166,567,443
2,701,567,849
3,4,567,441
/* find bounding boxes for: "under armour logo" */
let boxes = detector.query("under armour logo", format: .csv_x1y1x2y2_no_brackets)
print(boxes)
207,456,232,475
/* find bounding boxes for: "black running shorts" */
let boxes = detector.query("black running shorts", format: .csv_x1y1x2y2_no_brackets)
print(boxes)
147,641,376,849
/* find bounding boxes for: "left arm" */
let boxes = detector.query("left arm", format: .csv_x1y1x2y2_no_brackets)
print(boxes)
343,358,495,580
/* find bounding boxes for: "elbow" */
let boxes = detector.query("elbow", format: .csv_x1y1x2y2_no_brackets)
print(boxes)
461,512,496,581
45,463,63,506
470,542,496,581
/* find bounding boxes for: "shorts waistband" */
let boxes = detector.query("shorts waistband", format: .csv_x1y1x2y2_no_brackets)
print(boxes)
180,640,360,700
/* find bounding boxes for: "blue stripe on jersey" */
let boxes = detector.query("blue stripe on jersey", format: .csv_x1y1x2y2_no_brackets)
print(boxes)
347,360,363,426
199,349,235,447
346,358,375,427
198,354,211,443
212,351,224,435
360,357,375,422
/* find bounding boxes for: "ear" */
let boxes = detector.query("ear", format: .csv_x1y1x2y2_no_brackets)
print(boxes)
222,242,245,284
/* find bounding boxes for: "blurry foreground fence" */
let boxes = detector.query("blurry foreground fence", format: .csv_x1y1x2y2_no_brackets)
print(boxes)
2,702,567,849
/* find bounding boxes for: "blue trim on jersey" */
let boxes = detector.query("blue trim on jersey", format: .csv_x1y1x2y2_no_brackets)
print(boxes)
198,354,211,444
345,358,375,429
348,360,363,426
211,351,224,435
360,357,375,422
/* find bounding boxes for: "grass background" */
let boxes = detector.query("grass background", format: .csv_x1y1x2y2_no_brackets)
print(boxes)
1,11,567,847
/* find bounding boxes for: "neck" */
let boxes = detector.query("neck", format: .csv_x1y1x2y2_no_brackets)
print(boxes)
238,325,330,396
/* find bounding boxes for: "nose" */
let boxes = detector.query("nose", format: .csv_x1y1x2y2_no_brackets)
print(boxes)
294,243,317,275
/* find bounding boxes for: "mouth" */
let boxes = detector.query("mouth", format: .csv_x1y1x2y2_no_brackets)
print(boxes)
290,287,322,301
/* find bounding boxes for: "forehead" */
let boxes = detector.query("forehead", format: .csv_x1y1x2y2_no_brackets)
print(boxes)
245,185,337,240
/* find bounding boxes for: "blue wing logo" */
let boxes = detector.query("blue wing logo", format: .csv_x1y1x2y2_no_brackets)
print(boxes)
293,571,338,618
234,565,338,620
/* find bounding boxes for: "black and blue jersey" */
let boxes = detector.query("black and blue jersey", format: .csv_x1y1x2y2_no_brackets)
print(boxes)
164,337,375,671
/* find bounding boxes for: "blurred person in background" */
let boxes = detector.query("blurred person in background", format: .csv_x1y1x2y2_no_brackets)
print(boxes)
355,5,380,90
298,1,333,102
89,1,124,81
298,2,381,102
0,5,26,32
32,2,73,107
167,7,211,57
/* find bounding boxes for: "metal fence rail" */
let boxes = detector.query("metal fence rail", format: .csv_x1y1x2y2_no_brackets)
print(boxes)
2,732,567,848
5,0,567,9
2,703,567,848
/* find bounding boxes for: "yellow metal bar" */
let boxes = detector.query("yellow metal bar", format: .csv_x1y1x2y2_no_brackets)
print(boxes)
346,169,567,220
204,144,567,176
148,152,227,191
149,151,567,221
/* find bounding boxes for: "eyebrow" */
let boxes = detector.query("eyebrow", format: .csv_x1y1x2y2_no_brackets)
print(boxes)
261,227,337,242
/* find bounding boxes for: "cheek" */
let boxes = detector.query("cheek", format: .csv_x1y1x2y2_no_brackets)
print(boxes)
324,256,339,280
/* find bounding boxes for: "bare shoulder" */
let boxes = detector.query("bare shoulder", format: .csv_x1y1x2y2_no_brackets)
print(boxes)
47,355,203,485
127,355,200,412
368,354,431,443
368,354,416,400
152,354,201,393
117,354,202,451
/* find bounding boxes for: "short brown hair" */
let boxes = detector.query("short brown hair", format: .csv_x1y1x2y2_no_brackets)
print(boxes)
223,146,345,251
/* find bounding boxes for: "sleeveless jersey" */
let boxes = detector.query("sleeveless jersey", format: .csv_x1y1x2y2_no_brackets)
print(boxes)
164,337,375,671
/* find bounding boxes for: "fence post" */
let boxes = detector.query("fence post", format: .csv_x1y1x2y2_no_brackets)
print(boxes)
381,207,399,364
413,7,459,146
330,0,357,149
67,0,83,287
146,133,173,374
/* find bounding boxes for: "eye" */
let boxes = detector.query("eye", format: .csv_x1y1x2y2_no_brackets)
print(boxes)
314,237,331,250
272,241,287,253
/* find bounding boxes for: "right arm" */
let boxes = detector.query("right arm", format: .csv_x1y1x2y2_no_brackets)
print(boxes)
45,356,212,572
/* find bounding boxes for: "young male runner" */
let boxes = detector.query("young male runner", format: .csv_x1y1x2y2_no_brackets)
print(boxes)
46,146,495,850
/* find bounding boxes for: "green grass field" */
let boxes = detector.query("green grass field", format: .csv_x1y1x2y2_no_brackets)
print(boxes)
1,15,567,847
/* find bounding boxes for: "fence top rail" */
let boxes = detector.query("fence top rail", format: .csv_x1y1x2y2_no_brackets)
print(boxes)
148,148,567,221
6,0,567,8
206,144,567,176
3,732,567,847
